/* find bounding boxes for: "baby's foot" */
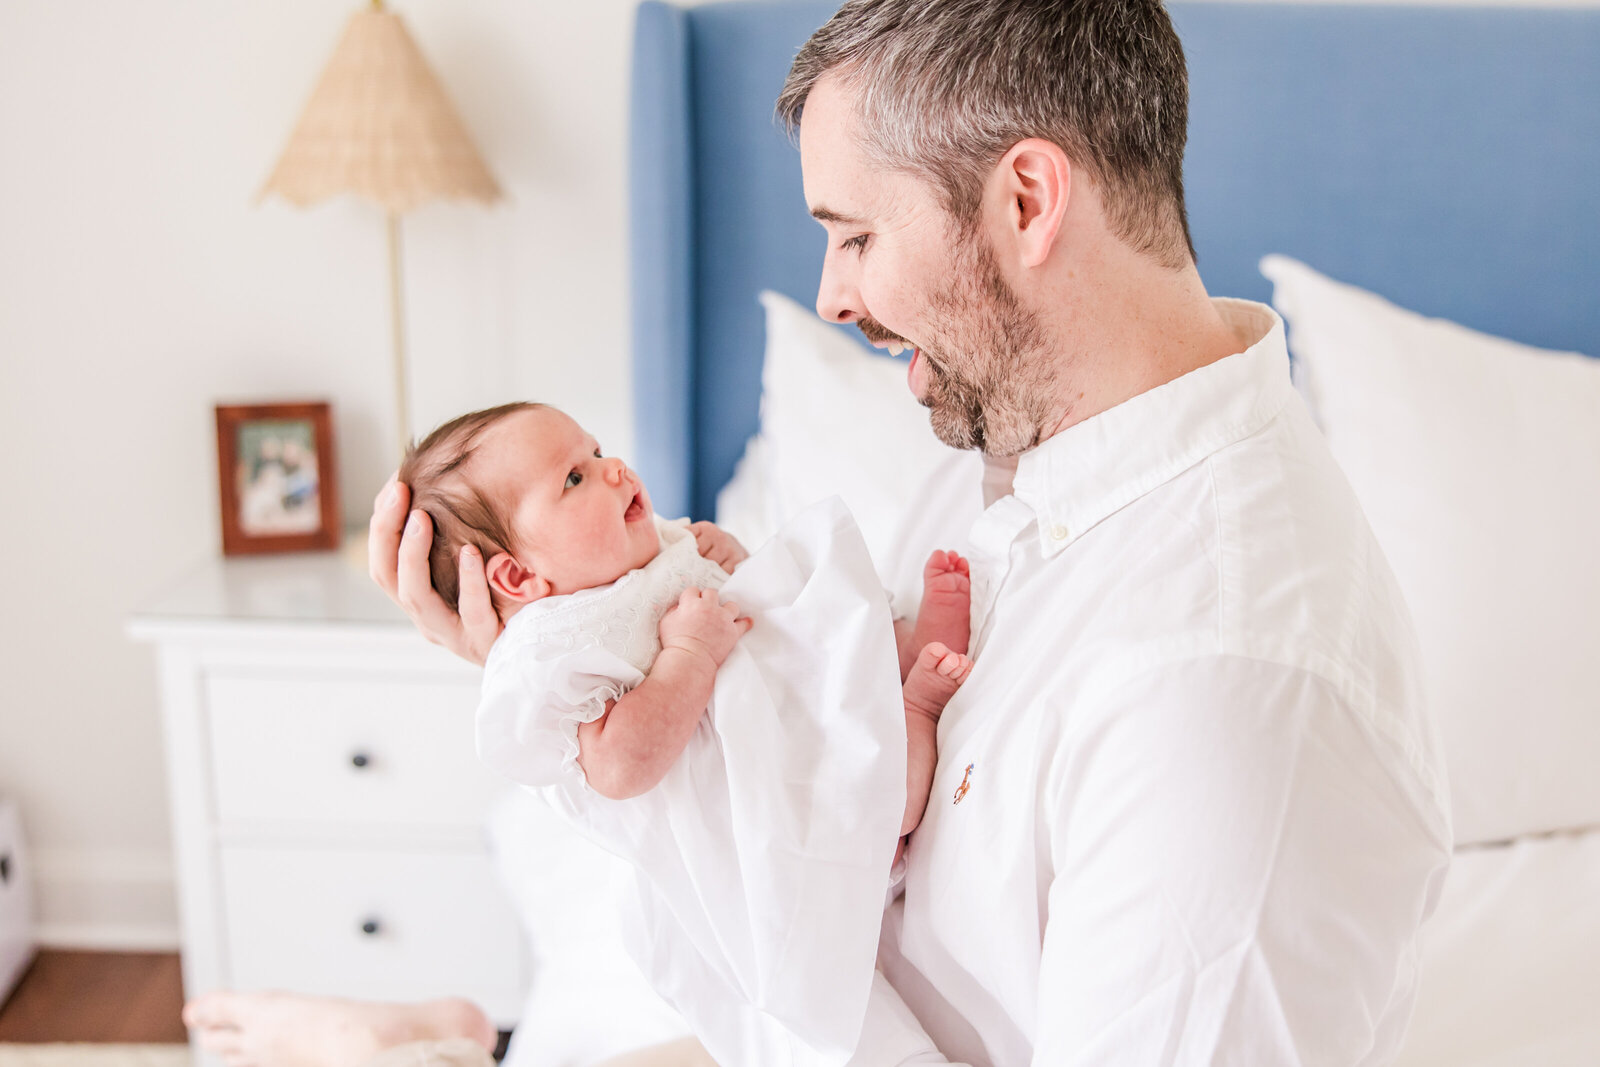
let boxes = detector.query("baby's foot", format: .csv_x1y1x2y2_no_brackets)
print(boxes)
903,641,973,723
912,550,971,659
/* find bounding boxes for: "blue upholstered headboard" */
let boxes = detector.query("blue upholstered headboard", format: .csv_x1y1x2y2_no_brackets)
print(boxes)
629,0,1600,521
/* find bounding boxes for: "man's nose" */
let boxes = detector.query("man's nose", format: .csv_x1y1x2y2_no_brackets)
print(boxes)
816,253,862,325
603,457,628,487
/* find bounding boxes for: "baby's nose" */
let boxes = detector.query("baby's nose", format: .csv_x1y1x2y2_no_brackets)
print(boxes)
604,457,627,486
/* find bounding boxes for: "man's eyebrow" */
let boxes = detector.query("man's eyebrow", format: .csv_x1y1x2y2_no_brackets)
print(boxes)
810,205,866,226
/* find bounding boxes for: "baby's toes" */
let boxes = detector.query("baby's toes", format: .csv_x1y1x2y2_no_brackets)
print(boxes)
937,652,973,683
915,641,952,672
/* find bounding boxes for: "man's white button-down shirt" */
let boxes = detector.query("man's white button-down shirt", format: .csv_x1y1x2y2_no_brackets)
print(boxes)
858,300,1453,1066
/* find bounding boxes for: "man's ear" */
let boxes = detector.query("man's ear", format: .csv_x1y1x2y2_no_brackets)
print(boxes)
485,551,550,604
995,138,1071,269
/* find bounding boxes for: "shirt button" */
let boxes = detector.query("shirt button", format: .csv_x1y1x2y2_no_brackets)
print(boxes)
1050,524,1069,541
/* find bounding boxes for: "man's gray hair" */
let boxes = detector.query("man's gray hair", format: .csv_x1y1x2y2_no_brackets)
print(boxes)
777,0,1194,267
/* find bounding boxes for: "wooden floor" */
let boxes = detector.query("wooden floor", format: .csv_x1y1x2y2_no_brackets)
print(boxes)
0,950,186,1043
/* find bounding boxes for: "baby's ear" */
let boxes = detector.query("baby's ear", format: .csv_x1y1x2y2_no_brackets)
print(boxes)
485,551,550,604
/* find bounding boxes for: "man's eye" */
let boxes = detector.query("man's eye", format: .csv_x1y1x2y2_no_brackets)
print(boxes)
841,234,869,253
565,470,582,489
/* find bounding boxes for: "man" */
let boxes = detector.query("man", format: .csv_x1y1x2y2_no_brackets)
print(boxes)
193,1,1450,1064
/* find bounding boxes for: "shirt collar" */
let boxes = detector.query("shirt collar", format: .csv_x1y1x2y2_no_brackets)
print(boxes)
1011,299,1292,558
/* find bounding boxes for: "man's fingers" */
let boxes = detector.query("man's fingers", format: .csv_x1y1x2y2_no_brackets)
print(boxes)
394,510,461,637
455,545,500,666
367,475,410,598
395,509,432,605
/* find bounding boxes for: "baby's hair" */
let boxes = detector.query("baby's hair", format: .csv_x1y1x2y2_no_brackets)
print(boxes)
398,401,543,610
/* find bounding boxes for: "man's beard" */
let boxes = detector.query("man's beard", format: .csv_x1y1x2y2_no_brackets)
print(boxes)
914,237,1052,457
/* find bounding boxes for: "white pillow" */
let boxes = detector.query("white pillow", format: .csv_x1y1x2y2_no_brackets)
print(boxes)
717,291,985,616
1263,254,1600,846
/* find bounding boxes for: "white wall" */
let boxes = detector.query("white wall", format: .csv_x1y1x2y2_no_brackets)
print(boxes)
0,0,1590,949
0,0,642,948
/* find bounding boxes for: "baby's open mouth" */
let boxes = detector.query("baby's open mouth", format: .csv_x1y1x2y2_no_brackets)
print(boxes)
624,492,646,522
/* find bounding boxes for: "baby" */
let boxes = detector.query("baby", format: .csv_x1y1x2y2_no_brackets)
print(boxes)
399,400,973,837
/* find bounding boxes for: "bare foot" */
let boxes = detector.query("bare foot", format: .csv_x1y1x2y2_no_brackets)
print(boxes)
904,551,970,680
903,641,972,721
901,641,973,835
183,991,496,1067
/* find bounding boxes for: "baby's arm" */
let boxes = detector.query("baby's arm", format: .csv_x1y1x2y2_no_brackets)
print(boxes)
576,588,750,800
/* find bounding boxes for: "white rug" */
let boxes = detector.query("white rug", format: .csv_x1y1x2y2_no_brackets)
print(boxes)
0,1047,190,1067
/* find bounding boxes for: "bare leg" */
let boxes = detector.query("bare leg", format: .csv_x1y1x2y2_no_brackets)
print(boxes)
901,551,970,680
183,991,496,1067
900,642,973,836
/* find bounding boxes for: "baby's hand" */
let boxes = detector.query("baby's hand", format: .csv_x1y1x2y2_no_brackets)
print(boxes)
659,587,751,670
688,521,749,573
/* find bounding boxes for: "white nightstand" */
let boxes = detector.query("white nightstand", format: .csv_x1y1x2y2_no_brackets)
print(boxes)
129,550,529,1034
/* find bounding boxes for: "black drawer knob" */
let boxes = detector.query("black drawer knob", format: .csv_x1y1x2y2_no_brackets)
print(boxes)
350,752,371,769
0,853,9,884
360,918,381,936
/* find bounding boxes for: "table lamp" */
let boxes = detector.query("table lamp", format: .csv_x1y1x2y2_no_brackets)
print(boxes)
260,0,502,458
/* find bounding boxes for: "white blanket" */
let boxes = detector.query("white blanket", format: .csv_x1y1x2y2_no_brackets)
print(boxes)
478,498,906,1066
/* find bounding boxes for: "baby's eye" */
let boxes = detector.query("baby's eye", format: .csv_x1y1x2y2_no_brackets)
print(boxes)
565,470,582,489
594,448,602,458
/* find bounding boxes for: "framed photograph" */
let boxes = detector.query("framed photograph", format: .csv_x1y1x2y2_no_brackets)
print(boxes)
215,401,341,555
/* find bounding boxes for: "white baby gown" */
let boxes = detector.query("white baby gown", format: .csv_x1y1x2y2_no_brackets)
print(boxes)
476,498,906,1067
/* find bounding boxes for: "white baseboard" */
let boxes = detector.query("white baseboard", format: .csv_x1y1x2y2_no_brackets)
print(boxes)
33,921,179,951
31,847,180,951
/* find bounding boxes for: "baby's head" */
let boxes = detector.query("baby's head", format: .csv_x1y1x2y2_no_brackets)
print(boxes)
399,402,660,613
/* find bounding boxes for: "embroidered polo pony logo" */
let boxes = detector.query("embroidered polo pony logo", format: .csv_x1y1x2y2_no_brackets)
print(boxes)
953,763,975,804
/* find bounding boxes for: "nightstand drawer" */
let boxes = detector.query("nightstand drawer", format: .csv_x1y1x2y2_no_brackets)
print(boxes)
219,845,527,1021
206,674,495,828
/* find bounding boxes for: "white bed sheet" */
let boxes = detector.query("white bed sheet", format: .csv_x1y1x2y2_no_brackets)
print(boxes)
1394,829,1600,1066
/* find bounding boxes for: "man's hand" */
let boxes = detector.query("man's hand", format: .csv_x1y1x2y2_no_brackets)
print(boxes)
368,473,504,666
659,587,751,670
688,521,748,573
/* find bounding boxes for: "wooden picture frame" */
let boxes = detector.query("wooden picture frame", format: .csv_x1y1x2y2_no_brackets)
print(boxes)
215,401,341,556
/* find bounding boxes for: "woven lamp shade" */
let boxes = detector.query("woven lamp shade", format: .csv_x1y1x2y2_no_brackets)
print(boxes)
261,9,501,212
